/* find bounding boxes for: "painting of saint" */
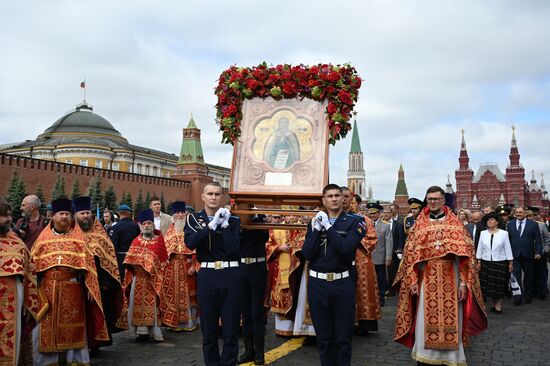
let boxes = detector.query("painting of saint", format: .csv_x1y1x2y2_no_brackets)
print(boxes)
262,117,301,169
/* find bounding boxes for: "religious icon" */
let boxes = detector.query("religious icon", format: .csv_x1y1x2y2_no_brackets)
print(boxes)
230,97,328,196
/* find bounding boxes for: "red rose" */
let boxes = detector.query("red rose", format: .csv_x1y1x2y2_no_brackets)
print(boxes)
223,104,238,118
247,79,260,90
267,74,280,85
326,86,336,95
338,90,353,105
308,79,320,87
327,102,338,115
252,68,266,81
282,82,296,96
309,66,319,75
327,71,341,83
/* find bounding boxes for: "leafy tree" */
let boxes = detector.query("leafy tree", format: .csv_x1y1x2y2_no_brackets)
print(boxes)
104,185,117,211
5,171,26,220
51,174,67,200
35,183,47,216
71,178,81,199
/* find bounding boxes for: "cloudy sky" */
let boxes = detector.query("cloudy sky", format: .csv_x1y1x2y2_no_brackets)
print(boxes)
1,0,549,200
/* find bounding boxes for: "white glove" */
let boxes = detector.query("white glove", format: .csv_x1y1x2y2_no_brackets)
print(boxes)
313,218,322,231
220,208,230,228
316,211,331,230
208,208,225,230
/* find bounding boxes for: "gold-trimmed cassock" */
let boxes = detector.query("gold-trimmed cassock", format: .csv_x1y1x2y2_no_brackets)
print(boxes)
355,215,381,323
393,206,487,364
161,223,198,330
118,231,177,329
31,224,109,353
266,229,313,335
82,219,124,343
0,231,47,366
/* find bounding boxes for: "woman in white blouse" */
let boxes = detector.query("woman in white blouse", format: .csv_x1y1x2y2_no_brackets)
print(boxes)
476,212,514,313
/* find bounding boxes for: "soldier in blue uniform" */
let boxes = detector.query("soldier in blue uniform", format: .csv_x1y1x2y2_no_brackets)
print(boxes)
238,214,270,365
184,182,242,366
108,204,140,281
403,198,423,242
302,184,366,366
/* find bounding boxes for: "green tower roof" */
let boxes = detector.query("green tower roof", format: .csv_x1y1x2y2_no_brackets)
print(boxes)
395,164,409,196
187,114,198,128
178,115,204,164
350,120,362,153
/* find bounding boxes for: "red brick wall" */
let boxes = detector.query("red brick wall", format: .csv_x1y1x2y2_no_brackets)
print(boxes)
0,153,207,210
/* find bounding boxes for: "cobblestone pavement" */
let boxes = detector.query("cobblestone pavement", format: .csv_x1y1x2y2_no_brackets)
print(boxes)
92,291,549,366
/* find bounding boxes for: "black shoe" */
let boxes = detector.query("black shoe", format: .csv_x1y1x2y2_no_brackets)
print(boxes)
494,309,503,314
513,296,522,306
524,296,532,304
253,336,265,365
303,336,317,346
539,294,547,300
238,336,255,364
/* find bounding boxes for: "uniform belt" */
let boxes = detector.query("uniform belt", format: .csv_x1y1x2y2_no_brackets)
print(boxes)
200,261,239,270
116,252,127,255
309,269,350,282
240,257,266,264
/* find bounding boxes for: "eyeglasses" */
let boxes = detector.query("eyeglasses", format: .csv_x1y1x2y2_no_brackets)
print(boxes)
426,197,443,202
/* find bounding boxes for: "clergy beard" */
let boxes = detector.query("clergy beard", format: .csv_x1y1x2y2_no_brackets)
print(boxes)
142,227,154,239
0,223,10,235
77,217,93,231
174,218,185,233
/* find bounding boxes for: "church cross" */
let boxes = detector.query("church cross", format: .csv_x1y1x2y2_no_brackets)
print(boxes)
56,254,63,264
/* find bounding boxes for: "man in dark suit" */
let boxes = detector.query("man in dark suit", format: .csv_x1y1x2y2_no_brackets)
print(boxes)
465,211,483,249
507,206,543,305
387,203,404,295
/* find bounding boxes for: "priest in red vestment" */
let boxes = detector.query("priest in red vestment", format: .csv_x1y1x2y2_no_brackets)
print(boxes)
394,186,487,366
31,198,109,366
162,201,199,331
0,200,47,366
73,196,123,349
118,209,177,342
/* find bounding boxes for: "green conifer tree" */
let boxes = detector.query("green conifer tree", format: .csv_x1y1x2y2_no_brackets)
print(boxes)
5,171,26,220
51,174,67,200
71,178,81,199
104,185,117,211
35,183,47,216
135,189,145,215
88,177,104,212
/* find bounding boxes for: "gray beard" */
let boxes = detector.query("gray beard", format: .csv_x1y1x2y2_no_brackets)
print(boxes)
174,218,185,233
78,218,92,231
142,229,154,239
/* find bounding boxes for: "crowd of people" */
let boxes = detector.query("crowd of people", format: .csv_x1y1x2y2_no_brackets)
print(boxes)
1,183,548,366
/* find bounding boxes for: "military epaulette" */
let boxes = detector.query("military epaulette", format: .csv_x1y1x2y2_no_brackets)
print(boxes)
382,220,390,224
347,212,363,219
229,215,240,220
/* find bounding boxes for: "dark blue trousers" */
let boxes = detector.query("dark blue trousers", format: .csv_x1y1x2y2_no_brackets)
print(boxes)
513,256,535,298
241,262,267,336
375,264,387,306
534,255,548,297
197,266,243,366
308,275,356,366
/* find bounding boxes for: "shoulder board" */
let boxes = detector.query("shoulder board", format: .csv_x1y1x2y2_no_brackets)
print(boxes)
230,215,240,220
347,213,363,219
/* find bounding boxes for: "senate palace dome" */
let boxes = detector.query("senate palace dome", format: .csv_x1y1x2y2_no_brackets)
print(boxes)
39,102,126,141
0,100,231,186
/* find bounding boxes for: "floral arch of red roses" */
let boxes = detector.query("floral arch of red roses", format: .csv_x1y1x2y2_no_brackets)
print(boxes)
214,62,362,145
